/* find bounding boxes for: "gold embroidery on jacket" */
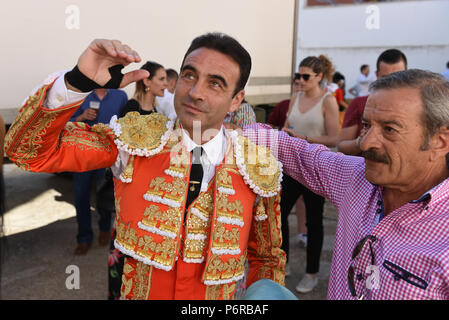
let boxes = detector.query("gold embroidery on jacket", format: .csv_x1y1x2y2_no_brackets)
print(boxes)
205,285,221,300
252,195,286,285
144,176,187,206
222,283,236,300
132,262,152,300
217,169,233,190
136,234,177,268
5,85,85,171
236,135,281,195
117,112,169,151
183,189,214,260
61,122,113,152
141,205,182,235
119,155,135,182
121,258,134,299
204,254,246,283
115,218,138,252
212,223,240,251
216,193,244,223
4,86,47,153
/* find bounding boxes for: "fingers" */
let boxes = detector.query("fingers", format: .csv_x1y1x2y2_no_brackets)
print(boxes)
110,40,141,63
91,39,141,63
120,69,150,88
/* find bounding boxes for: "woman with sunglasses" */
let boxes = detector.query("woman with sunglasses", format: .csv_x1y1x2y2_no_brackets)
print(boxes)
281,55,340,294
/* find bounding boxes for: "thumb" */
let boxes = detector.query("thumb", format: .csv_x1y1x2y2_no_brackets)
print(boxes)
120,70,150,88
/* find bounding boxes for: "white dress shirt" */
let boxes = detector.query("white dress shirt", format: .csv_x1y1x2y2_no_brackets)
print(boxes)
180,126,227,192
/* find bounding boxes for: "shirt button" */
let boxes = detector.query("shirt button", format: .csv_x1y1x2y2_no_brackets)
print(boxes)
57,95,63,102
377,200,382,206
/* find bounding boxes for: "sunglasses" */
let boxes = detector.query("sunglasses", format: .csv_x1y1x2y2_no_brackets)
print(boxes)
297,73,317,81
347,235,377,299
383,260,428,290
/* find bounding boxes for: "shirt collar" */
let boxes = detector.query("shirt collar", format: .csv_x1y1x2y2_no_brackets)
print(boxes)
180,125,226,165
93,89,109,100
409,177,449,204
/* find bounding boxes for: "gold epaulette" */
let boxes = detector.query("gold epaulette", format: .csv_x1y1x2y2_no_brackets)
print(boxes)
230,132,282,198
109,112,174,157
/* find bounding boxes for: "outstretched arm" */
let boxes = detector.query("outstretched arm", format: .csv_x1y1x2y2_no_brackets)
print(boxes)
5,39,149,173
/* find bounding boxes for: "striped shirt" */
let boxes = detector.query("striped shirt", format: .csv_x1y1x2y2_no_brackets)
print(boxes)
244,124,449,300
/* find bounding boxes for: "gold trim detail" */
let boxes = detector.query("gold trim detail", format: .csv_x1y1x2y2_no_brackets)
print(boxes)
117,112,170,151
61,122,114,152
235,135,281,196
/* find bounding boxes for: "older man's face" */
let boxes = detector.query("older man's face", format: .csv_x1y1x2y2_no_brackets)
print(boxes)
360,87,432,189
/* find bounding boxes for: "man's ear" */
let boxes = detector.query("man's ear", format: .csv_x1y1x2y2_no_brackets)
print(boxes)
429,126,449,162
229,90,245,113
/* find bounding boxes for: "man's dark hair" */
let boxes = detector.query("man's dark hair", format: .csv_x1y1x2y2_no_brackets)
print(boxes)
166,68,179,81
140,61,164,80
181,32,252,96
376,49,408,71
446,61,449,69
360,64,369,72
333,71,345,83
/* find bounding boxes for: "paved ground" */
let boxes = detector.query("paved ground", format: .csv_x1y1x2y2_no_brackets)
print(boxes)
0,162,337,300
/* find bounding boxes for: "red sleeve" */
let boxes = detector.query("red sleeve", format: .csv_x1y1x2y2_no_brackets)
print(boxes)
341,96,368,134
5,82,118,173
247,194,286,287
267,100,289,128
335,88,344,103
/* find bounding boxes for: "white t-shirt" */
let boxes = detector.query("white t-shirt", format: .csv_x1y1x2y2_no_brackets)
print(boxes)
156,89,177,120
356,73,376,96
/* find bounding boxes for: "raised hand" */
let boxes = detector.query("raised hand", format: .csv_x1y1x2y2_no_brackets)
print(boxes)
67,39,150,92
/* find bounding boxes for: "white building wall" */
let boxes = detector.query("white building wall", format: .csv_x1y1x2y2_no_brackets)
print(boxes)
296,0,449,97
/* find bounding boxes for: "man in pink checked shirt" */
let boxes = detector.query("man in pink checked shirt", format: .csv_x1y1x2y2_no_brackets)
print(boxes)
244,69,449,300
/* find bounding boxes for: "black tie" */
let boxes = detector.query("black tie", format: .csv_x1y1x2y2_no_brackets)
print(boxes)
185,147,204,212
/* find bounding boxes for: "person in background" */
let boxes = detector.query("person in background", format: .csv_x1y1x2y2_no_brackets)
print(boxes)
70,88,128,255
349,64,375,97
282,55,340,293
327,72,348,130
165,68,179,94
267,73,308,270
338,49,407,155
442,61,449,81
267,73,300,129
224,99,256,128
120,61,168,117
110,60,167,299
156,68,178,120
0,115,5,294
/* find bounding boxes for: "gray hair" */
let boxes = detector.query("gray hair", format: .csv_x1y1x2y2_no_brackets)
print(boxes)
370,69,449,147
370,69,449,168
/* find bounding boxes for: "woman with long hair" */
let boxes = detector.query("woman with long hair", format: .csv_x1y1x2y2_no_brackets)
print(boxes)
282,55,339,294
119,61,168,117
110,61,167,299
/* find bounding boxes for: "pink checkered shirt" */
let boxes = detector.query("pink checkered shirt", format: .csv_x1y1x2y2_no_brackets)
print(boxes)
244,124,449,300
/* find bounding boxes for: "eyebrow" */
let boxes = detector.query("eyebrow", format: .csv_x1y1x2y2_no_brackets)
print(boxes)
361,116,404,128
181,64,228,88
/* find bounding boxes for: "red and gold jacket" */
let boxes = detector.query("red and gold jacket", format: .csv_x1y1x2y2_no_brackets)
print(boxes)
5,81,286,300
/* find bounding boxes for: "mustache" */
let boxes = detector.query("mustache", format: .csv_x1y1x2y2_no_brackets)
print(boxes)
362,149,390,164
